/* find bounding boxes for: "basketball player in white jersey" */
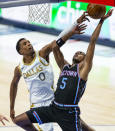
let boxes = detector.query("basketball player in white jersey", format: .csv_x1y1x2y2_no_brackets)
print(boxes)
0,114,9,125
10,12,94,131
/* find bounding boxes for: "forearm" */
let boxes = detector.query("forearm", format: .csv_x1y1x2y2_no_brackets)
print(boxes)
57,21,78,42
41,20,79,58
10,85,17,110
52,43,65,70
53,45,64,60
85,20,104,64
90,19,103,42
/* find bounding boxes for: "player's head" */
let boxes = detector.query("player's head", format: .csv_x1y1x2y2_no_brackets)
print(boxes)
16,38,34,55
72,51,86,64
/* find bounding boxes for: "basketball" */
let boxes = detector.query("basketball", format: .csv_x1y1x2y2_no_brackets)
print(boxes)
87,4,106,19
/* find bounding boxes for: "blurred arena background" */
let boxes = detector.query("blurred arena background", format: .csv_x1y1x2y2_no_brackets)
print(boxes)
0,0,115,130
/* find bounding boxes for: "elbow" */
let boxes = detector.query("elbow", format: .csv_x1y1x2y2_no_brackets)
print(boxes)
52,42,59,51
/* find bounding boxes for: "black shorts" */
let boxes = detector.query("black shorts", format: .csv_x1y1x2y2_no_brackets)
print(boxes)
26,104,82,131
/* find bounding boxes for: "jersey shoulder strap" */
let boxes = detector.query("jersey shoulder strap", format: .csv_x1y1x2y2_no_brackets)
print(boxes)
62,64,70,70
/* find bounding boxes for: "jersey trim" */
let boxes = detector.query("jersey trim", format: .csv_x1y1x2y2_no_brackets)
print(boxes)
33,111,42,125
74,77,80,104
36,124,43,131
38,52,49,66
53,101,79,108
77,64,80,78
22,52,36,66
30,104,34,108
75,110,78,131
51,84,55,92
81,83,86,95
62,64,69,70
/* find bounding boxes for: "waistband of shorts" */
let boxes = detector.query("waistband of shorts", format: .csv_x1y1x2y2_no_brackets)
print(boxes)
30,100,53,108
52,101,80,110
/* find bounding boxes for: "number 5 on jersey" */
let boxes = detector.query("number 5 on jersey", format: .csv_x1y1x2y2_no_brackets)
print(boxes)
60,78,68,89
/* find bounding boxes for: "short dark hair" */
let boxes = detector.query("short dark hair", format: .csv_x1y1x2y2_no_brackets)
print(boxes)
16,38,25,54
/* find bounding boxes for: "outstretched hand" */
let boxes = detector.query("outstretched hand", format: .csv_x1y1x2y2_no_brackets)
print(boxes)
0,115,9,125
72,23,87,34
77,11,90,24
101,9,113,21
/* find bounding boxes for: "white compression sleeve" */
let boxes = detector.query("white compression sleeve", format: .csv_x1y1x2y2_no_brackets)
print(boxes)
56,21,78,40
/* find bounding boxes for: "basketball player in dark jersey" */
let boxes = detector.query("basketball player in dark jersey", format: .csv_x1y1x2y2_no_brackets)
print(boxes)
9,9,113,131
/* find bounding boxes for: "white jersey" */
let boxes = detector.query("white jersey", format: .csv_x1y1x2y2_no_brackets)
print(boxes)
19,51,54,107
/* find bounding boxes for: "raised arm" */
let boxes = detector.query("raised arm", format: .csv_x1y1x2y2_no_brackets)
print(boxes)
39,12,89,62
52,42,66,71
10,66,21,121
53,23,87,71
80,9,113,80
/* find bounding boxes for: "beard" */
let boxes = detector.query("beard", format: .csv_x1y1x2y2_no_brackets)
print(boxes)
72,58,80,64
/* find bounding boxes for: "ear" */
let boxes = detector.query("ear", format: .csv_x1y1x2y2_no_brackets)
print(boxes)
19,49,23,55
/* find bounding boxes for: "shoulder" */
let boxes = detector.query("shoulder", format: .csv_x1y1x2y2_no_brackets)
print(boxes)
14,66,22,76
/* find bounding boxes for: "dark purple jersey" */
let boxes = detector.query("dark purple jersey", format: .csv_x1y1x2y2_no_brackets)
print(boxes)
54,64,86,106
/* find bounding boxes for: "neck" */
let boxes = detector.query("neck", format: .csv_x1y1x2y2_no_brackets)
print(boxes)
23,52,35,64
72,60,82,65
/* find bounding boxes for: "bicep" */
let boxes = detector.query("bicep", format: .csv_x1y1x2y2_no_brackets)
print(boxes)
80,61,92,81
